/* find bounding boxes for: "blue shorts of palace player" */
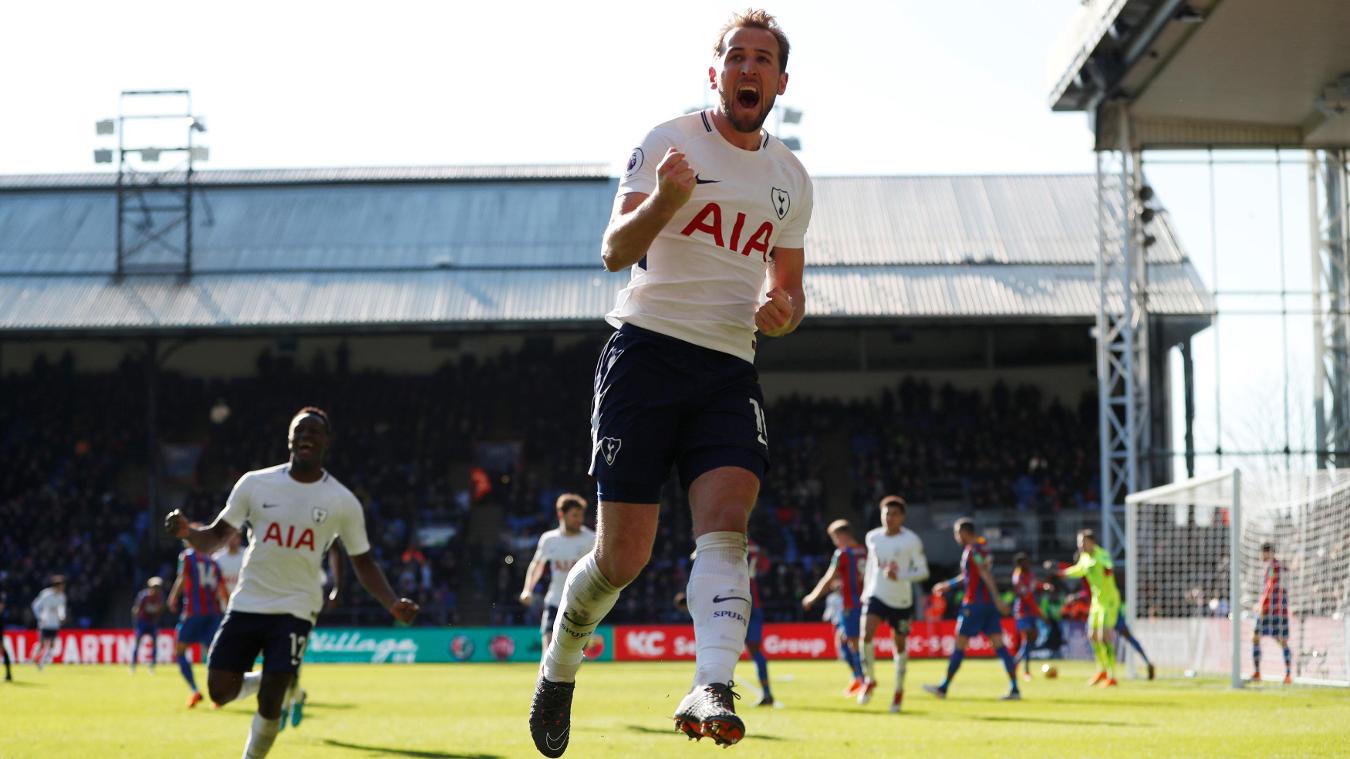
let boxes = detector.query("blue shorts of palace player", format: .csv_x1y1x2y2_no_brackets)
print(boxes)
746,605,765,645
176,613,222,646
836,606,862,639
207,611,313,674
1257,614,1290,639
589,324,769,504
957,602,1004,639
134,621,157,639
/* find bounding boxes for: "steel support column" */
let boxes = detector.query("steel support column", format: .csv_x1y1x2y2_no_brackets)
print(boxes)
1310,149,1350,468
1096,106,1151,559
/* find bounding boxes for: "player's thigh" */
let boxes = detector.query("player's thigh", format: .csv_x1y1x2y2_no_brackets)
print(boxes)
841,608,862,640
594,501,660,585
207,612,265,674
861,611,882,641
746,606,765,645
687,465,760,536
260,615,313,675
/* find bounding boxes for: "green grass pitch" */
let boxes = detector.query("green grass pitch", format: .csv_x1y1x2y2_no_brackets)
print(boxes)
3,659,1345,758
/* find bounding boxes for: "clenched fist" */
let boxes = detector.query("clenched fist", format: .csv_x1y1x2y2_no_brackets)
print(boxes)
654,147,695,211
755,288,794,337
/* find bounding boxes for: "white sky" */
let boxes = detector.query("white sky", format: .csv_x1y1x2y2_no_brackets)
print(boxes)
0,0,1325,479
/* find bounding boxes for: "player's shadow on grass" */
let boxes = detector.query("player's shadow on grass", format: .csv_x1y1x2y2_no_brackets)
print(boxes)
624,724,786,742
964,714,1143,728
321,738,501,758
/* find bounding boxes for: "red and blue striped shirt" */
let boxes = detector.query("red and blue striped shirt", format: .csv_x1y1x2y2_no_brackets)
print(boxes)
1260,558,1289,616
962,539,995,605
832,545,867,611
1012,567,1042,619
178,549,224,618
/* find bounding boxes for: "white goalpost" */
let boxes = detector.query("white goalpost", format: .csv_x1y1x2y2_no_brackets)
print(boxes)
1125,469,1350,688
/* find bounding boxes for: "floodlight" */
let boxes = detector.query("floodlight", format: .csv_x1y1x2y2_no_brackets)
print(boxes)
781,136,802,151
780,107,802,124
191,116,207,133
140,148,161,162
94,149,114,164
190,146,210,162
95,119,115,135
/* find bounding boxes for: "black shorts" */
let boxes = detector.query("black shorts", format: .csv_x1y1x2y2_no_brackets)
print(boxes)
589,324,769,503
39,627,59,642
541,605,559,636
206,611,313,674
862,597,914,635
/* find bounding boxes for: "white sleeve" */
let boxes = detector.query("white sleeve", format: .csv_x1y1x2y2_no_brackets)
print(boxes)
900,539,930,583
616,126,678,197
531,535,549,565
774,173,813,249
217,474,254,529
58,595,66,622
31,591,42,617
337,494,372,556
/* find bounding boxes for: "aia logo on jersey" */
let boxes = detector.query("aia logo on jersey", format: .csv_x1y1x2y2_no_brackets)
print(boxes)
771,188,790,220
262,522,316,551
680,202,774,261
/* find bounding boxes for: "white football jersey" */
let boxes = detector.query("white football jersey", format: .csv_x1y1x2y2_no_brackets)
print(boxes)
533,526,596,607
31,587,66,629
608,110,814,363
862,527,929,609
217,464,371,622
211,547,245,597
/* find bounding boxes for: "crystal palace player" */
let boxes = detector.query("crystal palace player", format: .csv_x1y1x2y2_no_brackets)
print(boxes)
519,494,596,651
744,538,774,706
858,496,929,711
1010,553,1047,681
924,519,1021,701
165,407,418,759
802,520,868,696
129,577,165,674
1252,542,1292,685
166,542,229,707
527,9,811,756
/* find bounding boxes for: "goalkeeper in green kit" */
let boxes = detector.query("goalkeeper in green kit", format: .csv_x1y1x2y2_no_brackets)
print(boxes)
1056,529,1121,687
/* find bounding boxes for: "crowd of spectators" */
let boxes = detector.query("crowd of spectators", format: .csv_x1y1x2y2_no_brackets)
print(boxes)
1,340,1098,631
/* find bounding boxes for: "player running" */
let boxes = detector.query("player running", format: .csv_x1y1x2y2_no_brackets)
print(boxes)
923,519,1022,701
1010,553,1047,681
1252,542,1292,685
744,539,775,706
519,494,596,652
1,583,13,681
1056,529,1122,687
802,520,868,696
30,575,66,671
164,407,418,759
130,577,165,674
528,9,811,755
166,544,228,707
858,496,929,711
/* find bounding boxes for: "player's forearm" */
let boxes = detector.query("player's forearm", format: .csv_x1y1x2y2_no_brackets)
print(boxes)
184,520,234,555
349,553,401,612
601,195,681,272
899,566,929,583
783,287,806,334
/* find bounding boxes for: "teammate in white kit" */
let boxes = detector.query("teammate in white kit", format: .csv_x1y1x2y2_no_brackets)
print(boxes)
30,575,66,671
519,494,596,651
529,10,812,756
858,496,929,712
213,530,245,598
164,407,418,759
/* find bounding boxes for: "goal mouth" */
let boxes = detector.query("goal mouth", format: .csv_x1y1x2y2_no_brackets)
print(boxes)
1125,469,1350,689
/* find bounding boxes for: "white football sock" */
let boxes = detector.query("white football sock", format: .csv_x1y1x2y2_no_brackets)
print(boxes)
241,713,280,759
688,531,750,688
235,671,262,702
542,551,622,683
894,649,909,691
862,639,877,681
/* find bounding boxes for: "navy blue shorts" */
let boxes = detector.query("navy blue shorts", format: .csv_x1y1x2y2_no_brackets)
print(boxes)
1257,614,1289,639
206,611,312,674
862,597,914,635
746,605,765,644
134,621,157,639
39,627,59,642
835,606,862,639
541,605,559,636
177,614,222,645
589,324,769,503
957,602,1004,639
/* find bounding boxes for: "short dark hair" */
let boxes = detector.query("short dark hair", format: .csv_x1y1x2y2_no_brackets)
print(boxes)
293,406,332,433
954,518,975,535
827,518,853,537
1261,542,1275,553
556,493,587,514
1013,552,1029,566
713,8,791,73
880,495,907,513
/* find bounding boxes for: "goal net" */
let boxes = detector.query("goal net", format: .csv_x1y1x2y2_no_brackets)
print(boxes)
1125,469,1350,687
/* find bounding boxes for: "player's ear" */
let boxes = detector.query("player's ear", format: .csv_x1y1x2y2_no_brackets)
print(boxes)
777,71,788,96
708,66,717,89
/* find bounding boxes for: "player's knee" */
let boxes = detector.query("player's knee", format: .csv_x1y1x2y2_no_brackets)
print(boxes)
207,678,237,705
594,547,648,587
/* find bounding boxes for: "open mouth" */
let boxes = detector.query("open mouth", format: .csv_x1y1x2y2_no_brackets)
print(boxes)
736,85,760,109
